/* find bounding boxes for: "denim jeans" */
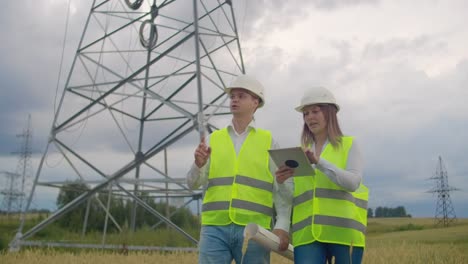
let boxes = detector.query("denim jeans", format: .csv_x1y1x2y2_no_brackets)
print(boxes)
294,241,364,264
198,224,270,264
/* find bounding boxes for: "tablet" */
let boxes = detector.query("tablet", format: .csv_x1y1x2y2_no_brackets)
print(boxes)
268,147,315,176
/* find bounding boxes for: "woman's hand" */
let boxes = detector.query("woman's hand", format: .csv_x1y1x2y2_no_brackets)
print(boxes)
275,165,294,184
304,148,319,164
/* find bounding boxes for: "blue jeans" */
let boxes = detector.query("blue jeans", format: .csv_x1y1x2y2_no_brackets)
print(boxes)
294,241,364,264
198,224,270,264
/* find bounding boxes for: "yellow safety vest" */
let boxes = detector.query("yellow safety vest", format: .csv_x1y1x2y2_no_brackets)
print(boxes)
292,136,369,247
201,127,274,229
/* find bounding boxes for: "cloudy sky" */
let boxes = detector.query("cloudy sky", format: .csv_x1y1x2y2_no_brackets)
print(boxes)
1,0,467,218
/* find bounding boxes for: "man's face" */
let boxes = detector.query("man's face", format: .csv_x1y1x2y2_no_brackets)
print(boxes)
229,88,259,115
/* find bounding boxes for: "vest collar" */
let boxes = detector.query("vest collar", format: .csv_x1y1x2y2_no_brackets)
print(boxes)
228,119,257,136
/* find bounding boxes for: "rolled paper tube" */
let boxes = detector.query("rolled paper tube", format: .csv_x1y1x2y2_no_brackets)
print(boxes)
243,223,294,260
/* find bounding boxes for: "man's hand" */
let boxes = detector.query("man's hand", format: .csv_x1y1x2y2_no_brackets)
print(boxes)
194,137,211,168
272,229,290,251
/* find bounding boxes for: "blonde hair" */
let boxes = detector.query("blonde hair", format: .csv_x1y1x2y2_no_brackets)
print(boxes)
301,104,343,148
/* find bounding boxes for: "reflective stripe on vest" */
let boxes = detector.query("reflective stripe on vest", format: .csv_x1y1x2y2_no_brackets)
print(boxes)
201,128,274,228
292,136,369,247
293,188,368,210
202,199,273,216
292,215,366,234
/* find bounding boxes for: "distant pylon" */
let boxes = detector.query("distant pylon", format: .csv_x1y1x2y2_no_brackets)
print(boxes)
0,115,33,217
428,156,459,227
0,171,22,216
13,114,34,213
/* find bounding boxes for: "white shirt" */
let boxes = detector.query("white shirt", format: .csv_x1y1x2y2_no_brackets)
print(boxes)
186,120,292,232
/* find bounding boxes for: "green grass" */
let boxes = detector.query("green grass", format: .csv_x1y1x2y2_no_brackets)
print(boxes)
2,216,468,263
363,218,468,263
0,214,200,252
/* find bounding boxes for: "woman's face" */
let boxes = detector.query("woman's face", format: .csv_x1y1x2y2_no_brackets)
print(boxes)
302,105,327,136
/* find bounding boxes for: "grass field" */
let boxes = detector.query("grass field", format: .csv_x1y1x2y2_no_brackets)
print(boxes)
1,217,467,263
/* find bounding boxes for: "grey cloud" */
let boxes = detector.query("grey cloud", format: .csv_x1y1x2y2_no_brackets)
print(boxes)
247,36,468,217
235,0,380,38
0,62,50,154
308,0,380,10
362,35,448,63
351,60,468,216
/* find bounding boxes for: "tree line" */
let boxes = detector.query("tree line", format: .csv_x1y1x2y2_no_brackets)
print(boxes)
367,206,411,218
56,181,199,232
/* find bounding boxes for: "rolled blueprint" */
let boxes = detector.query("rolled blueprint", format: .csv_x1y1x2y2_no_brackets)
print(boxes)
243,223,294,260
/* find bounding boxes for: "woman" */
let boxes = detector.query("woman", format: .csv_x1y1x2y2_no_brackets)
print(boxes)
276,86,369,264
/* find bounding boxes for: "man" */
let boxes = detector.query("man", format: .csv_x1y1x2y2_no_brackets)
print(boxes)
187,75,291,264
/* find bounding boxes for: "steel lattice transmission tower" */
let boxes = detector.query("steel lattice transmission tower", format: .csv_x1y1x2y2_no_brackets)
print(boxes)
0,171,22,217
1,115,33,217
428,156,459,227
11,0,245,251
15,115,34,213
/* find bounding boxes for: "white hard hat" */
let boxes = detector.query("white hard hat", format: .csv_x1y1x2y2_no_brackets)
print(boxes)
295,86,340,112
225,75,265,107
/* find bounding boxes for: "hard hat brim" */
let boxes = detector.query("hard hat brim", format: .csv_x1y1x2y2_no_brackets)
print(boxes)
225,87,265,108
295,103,340,112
